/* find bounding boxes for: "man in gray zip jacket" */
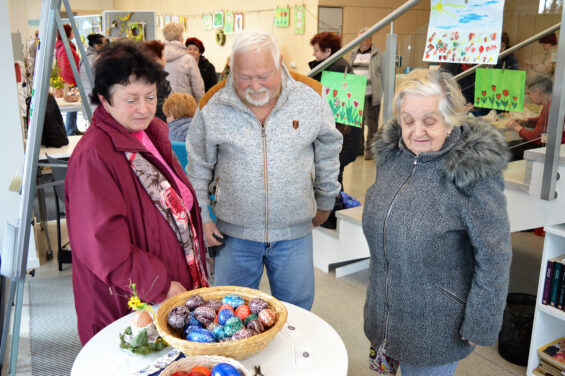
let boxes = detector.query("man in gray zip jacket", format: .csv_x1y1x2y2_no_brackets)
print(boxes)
186,29,342,310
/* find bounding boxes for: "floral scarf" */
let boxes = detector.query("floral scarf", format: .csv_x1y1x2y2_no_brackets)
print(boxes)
125,151,209,289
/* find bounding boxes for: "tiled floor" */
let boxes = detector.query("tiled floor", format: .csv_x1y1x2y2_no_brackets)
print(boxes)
2,153,542,375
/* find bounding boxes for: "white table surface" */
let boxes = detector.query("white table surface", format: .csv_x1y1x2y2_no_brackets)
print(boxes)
71,302,348,376
39,135,82,161
55,97,83,113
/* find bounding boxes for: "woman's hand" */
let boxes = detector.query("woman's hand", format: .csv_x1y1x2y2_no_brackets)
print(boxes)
165,281,187,300
506,120,522,133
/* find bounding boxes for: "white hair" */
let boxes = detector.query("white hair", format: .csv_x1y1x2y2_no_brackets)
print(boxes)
230,29,281,69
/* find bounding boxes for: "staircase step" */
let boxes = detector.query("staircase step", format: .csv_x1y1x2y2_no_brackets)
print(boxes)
504,160,530,192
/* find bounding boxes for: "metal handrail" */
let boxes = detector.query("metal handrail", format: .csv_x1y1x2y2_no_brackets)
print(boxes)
306,0,423,78
454,23,560,81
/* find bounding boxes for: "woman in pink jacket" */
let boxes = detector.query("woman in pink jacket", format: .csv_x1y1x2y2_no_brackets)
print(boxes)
55,24,80,135
65,41,209,345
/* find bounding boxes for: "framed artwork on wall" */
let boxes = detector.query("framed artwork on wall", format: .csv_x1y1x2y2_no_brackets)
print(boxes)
224,11,234,35
213,11,224,29
234,13,244,33
202,14,213,31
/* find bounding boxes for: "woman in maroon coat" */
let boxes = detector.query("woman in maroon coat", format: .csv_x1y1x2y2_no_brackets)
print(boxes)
65,41,209,345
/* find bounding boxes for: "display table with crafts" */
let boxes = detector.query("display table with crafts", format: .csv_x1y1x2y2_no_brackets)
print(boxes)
71,301,348,376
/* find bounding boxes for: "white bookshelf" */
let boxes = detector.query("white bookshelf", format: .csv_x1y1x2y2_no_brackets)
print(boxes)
527,224,565,375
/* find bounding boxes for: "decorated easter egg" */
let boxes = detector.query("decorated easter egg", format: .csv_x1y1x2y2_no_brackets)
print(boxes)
183,325,203,337
249,297,268,314
234,305,251,321
221,294,244,309
167,305,190,330
185,295,205,311
218,304,235,314
191,366,212,376
217,308,234,325
206,321,219,332
186,328,216,343
211,363,240,376
203,299,222,312
223,316,243,337
258,308,276,327
219,337,231,342
193,306,217,325
246,318,264,334
231,328,255,340
243,313,258,326
211,324,227,340
188,312,201,327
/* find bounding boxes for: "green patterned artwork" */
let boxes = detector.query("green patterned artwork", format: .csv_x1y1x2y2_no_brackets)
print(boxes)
224,12,234,35
274,7,289,27
321,71,367,127
474,68,526,112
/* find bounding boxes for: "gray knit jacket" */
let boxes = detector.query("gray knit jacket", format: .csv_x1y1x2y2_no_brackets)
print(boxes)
187,66,342,242
362,117,512,366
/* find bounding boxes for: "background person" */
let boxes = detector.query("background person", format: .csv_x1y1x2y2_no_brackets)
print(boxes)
55,24,80,135
526,32,557,77
362,69,512,375
163,92,197,142
187,29,342,310
79,33,108,118
349,27,384,160
162,22,205,102
144,40,172,122
65,41,209,345
185,37,218,92
309,31,361,229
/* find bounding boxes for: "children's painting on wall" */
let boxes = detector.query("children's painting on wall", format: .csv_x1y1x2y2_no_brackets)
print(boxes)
321,71,367,128
224,12,234,35
274,7,290,27
234,13,244,32
474,68,526,112
423,0,506,64
179,16,186,31
213,12,224,29
294,6,305,34
171,15,179,24
202,14,213,31
163,14,171,25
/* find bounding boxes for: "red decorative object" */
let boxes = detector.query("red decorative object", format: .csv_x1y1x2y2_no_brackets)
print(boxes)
503,90,509,96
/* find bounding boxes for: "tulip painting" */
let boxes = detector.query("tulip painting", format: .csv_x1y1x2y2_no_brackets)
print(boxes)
474,68,526,112
321,71,367,127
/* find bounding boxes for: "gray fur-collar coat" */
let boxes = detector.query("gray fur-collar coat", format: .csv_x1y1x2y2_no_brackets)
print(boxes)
362,117,512,366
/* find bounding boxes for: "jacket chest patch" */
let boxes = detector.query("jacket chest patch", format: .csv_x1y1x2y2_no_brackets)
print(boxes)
292,120,299,129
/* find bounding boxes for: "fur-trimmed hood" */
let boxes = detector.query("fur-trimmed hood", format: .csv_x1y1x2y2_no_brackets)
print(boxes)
372,117,510,189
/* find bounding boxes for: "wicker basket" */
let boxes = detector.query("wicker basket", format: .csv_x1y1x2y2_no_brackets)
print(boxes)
155,286,288,360
160,355,250,376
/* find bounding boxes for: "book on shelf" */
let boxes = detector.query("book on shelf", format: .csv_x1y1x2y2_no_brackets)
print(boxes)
558,264,565,310
544,260,556,305
538,337,565,371
533,366,564,376
538,358,565,376
550,261,564,307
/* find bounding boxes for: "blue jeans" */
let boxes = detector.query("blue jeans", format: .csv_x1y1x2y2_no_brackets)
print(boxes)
399,361,458,376
65,111,78,135
213,233,315,310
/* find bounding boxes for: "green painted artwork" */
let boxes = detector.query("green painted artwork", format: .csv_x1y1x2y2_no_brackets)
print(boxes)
474,68,526,112
224,12,234,35
274,7,289,27
202,14,212,31
293,6,305,34
213,12,224,29
321,71,367,128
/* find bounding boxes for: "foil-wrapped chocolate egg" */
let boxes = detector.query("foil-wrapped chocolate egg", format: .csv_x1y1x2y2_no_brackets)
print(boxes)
217,308,234,325
186,328,216,343
258,308,276,327
212,324,227,341
182,325,202,337
231,328,255,340
193,306,217,325
246,318,265,334
184,295,205,311
249,298,268,314
204,299,222,312
211,363,241,376
223,316,243,337
222,294,244,309
243,313,258,326
167,305,190,330
235,305,251,321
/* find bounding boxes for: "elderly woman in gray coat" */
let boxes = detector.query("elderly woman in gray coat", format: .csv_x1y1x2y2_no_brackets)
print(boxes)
362,69,512,376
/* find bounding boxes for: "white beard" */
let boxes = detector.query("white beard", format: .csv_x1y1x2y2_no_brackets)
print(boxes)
245,87,270,106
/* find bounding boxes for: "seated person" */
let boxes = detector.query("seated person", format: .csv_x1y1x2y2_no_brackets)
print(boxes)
163,93,197,142
506,75,565,160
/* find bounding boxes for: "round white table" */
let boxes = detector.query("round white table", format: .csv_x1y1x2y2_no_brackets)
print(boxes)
71,302,348,376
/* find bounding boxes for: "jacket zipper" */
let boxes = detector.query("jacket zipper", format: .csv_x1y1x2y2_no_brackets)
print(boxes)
382,155,419,342
261,123,269,242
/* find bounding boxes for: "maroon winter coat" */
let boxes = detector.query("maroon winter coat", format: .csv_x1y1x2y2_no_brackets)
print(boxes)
65,106,207,345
